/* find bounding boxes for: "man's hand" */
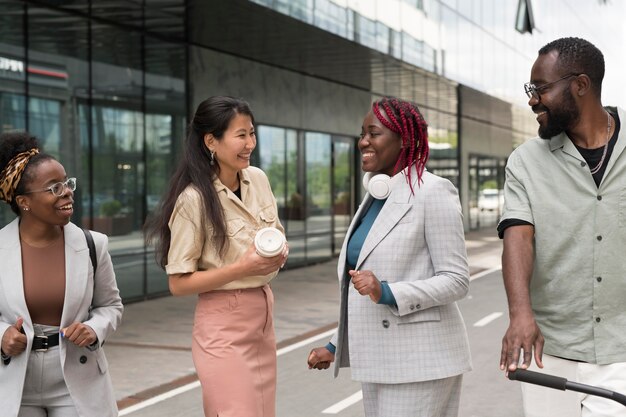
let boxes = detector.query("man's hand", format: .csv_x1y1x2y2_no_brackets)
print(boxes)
500,313,544,372
349,270,382,303
1,317,27,357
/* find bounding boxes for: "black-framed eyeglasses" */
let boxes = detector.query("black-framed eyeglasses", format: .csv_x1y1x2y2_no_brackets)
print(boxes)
22,177,77,197
524,73,581,100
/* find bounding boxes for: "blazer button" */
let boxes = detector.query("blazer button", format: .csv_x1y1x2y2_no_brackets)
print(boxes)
79,355,88,364
415,304,421,310
382,320,390,328
409,305,415,310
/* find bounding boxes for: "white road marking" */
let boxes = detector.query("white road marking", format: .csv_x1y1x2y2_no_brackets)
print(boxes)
119,381,201,416
277,328,336,356
322,390,363,414
473,312,503,327
470,267,502,281
120,328,337,414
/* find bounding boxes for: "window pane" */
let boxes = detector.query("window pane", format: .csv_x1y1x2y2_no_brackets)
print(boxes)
0,0,25,226
332,138,354,256
257,125,303,266
305,132,331,262
90,22,144,300
145,35,187,295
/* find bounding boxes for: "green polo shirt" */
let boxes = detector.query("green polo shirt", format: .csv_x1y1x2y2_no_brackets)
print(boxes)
499,107,626,365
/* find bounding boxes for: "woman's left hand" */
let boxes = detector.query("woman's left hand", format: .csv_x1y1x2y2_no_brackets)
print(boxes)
349,269,382,303
61,323,98,348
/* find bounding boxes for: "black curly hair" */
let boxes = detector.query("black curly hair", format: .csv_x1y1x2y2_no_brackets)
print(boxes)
0,131,55,214
539,37,605,98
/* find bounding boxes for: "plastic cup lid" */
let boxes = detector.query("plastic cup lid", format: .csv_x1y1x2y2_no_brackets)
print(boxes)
254,227,285,257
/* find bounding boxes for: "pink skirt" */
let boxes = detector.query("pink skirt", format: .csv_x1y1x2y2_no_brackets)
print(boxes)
192,285,276,417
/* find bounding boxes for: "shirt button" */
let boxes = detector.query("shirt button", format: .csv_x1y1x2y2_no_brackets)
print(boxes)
597,195,602,201
581,161,586,167
597,277,602,282
597,235,602,241
596,317,601,323
382,320,390,328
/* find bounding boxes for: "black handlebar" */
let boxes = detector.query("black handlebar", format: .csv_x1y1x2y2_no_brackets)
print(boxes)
508,369,626,407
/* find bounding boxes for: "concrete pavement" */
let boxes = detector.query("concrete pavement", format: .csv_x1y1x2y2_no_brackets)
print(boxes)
105,228,503,411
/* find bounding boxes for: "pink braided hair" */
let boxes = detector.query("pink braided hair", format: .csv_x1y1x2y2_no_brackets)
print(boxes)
371,97,430,194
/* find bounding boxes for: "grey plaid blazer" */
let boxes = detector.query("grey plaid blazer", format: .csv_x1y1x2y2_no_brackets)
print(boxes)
330,168,472,383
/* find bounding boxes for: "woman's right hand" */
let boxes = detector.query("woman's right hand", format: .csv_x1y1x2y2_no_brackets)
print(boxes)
307,346,334,370
1,317,27,357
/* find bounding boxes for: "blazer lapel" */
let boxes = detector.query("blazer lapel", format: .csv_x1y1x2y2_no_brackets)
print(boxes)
355,171,414,269
60,223,89,328
336,195,373,278
0,218,33,329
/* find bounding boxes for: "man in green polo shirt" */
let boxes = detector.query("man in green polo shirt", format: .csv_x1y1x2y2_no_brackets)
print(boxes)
498,37,626,417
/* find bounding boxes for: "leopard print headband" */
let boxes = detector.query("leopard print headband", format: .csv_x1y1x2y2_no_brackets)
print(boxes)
0,148,40,203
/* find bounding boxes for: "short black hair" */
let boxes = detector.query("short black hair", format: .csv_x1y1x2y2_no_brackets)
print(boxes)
0,131,54,214
539,37,604,97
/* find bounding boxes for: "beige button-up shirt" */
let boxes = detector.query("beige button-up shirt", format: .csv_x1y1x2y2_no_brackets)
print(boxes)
166,166,284,290
499,107,626,364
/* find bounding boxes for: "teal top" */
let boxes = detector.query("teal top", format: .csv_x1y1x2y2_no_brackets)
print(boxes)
327,198,396,354
347,198,396,306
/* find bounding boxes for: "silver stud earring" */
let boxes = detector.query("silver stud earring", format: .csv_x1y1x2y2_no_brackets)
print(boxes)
22,207,30,211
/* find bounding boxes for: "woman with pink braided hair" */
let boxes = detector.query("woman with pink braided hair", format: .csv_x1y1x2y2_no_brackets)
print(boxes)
307,97,472,417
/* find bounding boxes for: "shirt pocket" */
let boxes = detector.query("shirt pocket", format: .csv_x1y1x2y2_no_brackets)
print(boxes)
259,206,277,226
226,218,246,237
396,306,441,325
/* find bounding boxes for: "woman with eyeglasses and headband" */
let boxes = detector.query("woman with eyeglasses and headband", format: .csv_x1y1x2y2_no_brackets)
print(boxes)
0,132,123,417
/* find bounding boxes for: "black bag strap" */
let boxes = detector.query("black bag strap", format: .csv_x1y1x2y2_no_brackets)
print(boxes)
82,228,98,275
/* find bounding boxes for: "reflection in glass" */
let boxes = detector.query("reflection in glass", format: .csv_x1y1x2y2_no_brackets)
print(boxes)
332,139,354,255
88,21,144,300
257,125,303,266
426,110,459,187
305,132,332,262
468,155,505,230
144,35,186,294
0,93,26,133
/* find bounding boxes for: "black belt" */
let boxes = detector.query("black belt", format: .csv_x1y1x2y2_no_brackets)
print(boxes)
32,334,60,352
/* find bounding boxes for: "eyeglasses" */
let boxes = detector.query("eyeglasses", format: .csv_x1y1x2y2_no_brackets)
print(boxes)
524,73,581,100
23,177,77,197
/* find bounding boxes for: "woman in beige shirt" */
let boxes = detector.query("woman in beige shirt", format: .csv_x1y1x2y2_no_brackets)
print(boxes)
145,96,288,417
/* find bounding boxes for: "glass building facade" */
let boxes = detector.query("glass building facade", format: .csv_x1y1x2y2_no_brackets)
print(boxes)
1,0,623,301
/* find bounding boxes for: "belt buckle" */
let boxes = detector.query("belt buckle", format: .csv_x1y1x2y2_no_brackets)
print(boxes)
34,335,49,352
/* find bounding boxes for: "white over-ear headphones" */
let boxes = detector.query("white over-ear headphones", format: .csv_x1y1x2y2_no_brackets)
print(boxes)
362,172,392,199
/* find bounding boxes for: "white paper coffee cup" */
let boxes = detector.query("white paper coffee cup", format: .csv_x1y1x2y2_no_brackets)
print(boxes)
254,227,286,257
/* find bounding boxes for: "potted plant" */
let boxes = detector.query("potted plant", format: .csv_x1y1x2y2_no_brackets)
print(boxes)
92,199,132,236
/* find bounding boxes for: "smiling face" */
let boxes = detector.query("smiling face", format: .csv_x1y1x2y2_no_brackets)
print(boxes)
359,109,402,176
206,112,256,184
529,51,581,139
15,159,74,226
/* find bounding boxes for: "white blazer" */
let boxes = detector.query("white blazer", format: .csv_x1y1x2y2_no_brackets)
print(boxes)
0,218,123,417
331,168,472,383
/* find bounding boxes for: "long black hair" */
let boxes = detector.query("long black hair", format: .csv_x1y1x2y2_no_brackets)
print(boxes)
144,96,255,269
